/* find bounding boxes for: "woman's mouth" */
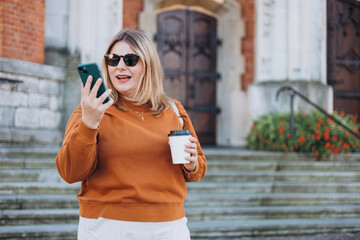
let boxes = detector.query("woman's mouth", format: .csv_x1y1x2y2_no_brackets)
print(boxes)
116,75,131,82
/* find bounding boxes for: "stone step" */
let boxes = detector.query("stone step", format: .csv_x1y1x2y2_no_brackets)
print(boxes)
186,181,360,194
0,157,56,170
1,218,360,239
203,170,360,182
207,160,360,172
3,192,359,211
0,194,79,210
185,205,360,221
184,193,360,207
0,169,62,182
0,224,77,240
0,182,80,195
2,205,360,227
204,148,360,162
0,146,59,159
188,218,360,238
1,209,79,226
2,180,359,197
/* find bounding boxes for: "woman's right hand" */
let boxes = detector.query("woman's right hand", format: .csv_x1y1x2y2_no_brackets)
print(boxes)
81,76,114,129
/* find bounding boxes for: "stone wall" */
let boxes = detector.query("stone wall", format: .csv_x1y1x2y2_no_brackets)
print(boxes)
0,58,65,146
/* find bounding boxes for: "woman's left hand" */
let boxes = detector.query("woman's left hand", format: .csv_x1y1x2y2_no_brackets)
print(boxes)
183,137,198,172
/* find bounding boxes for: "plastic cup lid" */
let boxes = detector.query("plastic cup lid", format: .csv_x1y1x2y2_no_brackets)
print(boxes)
168,130,192,136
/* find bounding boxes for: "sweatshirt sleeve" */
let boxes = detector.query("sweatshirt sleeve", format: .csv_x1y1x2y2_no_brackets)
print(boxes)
174,100,207,182
55,105,99,184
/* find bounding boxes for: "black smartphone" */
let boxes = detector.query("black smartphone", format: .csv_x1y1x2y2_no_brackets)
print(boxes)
77,62,110,103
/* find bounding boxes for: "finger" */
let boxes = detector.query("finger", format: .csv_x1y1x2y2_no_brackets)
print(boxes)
99,97,114,111
185,155,198,163
189,137,197,143
185,142,197,149
185,147,198,156
97,89,112,104
83,76,93,95
101,98,114,110
90,78,103,98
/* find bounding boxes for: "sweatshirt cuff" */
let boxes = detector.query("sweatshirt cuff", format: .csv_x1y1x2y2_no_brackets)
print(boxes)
76,120,99,143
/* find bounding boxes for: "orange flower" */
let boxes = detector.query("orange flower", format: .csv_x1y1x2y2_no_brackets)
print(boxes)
294,144,299,149
333,148,339,154
282,144,286,149
311,146,316,151
318,118,323,123
353,116,357,123
315,129,320,135
340,111,345,116
332,136,338,141
286,134,292,139
316,135,321,141
327,119,334,124
345,132,349,137
316,123,321,128
354,127,359,132
314,152,319,158
279,127,285,134
298,136,306,143
324,142,330,148
279,120,285,126
324,132,330,140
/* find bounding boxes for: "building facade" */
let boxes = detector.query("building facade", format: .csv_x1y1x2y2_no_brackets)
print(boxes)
1,0,359,147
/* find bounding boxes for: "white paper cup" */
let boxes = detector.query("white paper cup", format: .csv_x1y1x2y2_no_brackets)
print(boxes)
168,130,192,164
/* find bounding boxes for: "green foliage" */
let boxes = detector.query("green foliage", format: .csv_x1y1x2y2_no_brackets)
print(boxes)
246,111,360,159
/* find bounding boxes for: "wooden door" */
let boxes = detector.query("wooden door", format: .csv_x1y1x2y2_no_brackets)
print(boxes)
327,0,360,117
157,10,219,145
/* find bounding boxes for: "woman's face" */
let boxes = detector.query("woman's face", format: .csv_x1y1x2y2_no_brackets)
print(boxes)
107,41,144,98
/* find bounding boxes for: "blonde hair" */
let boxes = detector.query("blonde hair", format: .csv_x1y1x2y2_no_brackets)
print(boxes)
102,29,169,115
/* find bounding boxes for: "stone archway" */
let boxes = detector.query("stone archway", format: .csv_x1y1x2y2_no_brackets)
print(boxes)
139,0,246,146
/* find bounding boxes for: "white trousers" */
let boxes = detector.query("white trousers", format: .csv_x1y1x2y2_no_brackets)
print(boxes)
77,216,191,240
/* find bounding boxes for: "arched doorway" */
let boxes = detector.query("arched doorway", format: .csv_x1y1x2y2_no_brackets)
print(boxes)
156,9,219,145
140,0,246,146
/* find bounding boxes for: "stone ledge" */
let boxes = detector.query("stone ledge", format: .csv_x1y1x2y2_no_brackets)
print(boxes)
0,57,65,81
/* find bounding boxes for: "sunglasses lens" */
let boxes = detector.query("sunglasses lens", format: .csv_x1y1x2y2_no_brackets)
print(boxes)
105,54,139,67
105,54,120,66
123,54,139,67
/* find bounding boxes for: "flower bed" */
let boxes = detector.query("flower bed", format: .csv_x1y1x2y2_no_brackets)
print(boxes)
246,111,360,159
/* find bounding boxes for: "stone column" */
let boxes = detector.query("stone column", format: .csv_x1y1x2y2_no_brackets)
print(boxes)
250,0,332,120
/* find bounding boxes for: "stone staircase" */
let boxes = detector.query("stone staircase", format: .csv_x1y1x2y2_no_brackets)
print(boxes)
1,147,360,239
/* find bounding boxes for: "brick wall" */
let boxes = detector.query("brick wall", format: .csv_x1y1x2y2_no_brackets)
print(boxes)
123,0,143,29
1,0,45,64
237,0,255,91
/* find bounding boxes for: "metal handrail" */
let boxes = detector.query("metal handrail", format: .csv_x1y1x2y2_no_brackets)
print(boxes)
276,86,360,140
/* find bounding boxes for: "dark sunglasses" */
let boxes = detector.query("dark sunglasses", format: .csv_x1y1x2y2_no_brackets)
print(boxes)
104,53,140,67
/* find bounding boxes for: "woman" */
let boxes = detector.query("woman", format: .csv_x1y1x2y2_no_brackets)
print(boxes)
56,29,207,239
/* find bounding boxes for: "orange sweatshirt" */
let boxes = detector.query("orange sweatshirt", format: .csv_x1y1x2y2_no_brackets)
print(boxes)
55,99,206,222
